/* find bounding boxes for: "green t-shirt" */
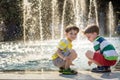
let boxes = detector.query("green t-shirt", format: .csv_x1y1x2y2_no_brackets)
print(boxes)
93,36,118,60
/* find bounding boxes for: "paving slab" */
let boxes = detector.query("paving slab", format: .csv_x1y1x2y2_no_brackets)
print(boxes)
0,70,120,80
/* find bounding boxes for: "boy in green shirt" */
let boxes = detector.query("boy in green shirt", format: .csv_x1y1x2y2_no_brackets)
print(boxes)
83,24,118,73
52,25,79,75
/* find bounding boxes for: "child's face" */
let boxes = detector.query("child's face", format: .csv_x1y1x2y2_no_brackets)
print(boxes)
66,30,78,41
85,32,98,42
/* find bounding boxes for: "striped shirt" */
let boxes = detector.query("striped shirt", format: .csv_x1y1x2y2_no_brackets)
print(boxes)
93,36,118,60
52,38,72,60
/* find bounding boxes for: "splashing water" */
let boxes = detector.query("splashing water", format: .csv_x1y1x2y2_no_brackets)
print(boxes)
0,38,120,71
0,0,119,71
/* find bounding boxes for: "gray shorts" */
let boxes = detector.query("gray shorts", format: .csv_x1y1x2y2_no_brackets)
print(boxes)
52,51,70,67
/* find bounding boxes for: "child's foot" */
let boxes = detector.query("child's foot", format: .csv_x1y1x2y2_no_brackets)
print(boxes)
61,68,77,75
91,66,111,73
59,67,64,73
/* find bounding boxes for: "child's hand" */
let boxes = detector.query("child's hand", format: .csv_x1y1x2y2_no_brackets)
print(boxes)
63,56,70,61
63,57,67,60
88,61,92,66
63,57,74,65
96,50,100,53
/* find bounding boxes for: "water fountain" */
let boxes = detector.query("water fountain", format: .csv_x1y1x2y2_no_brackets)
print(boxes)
108,1,115,38
88,0,99,25
61,0,67,39
39,0,43,41
0,0,119,71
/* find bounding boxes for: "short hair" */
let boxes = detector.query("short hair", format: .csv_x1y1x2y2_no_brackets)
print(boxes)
65,25,79,33
83,24,99,34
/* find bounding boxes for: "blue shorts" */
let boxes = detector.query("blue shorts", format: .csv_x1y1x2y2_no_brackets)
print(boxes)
52,51,70,67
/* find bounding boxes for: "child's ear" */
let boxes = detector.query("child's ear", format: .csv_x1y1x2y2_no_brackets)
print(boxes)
93,32,97,35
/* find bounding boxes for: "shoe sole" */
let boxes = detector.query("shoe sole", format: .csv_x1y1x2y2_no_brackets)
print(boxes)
61,71,78,75
62,72,78,75
91,70,111,73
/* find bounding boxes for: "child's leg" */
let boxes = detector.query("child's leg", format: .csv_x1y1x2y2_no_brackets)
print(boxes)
69,49,77,60
85,50,101,66
53,57,65,68
65,59,70,69
65,49,77,69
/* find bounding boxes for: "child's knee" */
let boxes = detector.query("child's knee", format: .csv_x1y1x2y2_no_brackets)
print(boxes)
85,52,89,57
85,50,94,59
70,49,76,53
70,49,77,57
70,49,77,58
85,50,92,57
74,52,77,58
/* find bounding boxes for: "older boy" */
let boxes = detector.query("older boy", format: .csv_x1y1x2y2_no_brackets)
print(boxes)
52,25,79,75
83,24,118,73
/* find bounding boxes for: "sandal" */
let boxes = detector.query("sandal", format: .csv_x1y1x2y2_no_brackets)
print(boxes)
59,67,64,73
61,68,77,75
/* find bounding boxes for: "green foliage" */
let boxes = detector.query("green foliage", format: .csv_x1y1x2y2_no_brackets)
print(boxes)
0,0,23,41
0,0,22,26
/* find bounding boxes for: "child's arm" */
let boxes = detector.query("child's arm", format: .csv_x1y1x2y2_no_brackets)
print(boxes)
56,48,68,60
